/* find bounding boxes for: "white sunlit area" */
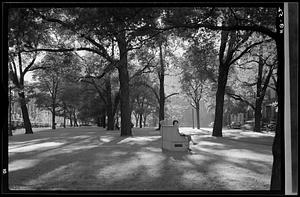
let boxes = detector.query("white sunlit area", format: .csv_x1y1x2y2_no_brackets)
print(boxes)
4,3,298,196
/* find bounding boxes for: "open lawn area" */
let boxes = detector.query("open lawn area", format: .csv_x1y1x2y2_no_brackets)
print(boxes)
8,127,274,191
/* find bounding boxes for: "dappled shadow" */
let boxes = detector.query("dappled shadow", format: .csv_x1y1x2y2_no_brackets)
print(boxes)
193,134,273,155
222,135,274,146
8,127,273,190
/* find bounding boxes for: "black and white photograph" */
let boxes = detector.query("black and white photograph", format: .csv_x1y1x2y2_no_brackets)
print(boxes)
1,2,298,195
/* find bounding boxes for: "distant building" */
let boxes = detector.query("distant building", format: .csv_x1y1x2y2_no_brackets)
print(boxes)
262,88,277,122
232,87,277,124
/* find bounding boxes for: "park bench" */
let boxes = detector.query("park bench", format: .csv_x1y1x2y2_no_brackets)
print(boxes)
160,120,189,151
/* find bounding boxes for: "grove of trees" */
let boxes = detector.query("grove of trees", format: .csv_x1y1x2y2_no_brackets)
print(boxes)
7,5,283,190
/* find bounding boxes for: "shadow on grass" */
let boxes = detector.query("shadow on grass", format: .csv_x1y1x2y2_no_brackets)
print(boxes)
8,127,273,191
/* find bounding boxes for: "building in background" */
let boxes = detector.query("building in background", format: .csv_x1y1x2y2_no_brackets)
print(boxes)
262,88,277,122
231,87,278,125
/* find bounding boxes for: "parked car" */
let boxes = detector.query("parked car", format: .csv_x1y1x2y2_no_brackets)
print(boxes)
228,121,241,129
241,119,267,131
266,121,276,131
241,119,255,131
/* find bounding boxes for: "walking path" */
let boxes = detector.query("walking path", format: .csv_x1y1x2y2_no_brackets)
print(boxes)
8,126,274,191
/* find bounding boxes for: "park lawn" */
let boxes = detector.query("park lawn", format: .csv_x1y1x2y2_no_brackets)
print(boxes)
8,126,274,191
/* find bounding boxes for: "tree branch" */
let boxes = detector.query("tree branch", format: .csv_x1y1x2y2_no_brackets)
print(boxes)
158,23,277,40
229,39,272,66
80,78,107,104
236,59,259,69
83,35,114,62
226,92,255,109
267,84,277,91
31,8,115,62
165,92,179,100
22,47,100,55
129,56,156,81
136,82,160,102
260,67,274,100
28,66,51,72
190,102,196,109
23,52,38,75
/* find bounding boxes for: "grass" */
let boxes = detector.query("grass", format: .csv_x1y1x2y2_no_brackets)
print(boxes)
8,126,274,191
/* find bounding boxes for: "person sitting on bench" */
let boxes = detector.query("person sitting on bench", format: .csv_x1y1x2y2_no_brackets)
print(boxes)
173,120,197,146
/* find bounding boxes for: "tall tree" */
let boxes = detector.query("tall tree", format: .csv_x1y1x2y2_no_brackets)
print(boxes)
32,52,81,129
180,40,217,129
130,75,157,128
162,6,282,189
135,33,180,129
29,7,163,136
226,37,277,132
212,26,257,137
8,8,49,134
58,80,84,127
162,8,265,136
79,52,120,130
77,92,106,126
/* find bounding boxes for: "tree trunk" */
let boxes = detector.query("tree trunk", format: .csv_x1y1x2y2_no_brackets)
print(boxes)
63,114,66,128
18,92,33,134
270,27,283,190
158,94,165,129
152,113,157,127
271,121,282,190
158,41,165,130
212,29,230,137
73,110,78,127
63,103,67,128
101,114,106,128
196,102,200,129
63,116,66,128
117,33,132,136
143,114,147,127
212,65,229,137
116,114,120,128
254,49,263,133
254,99,263,132
69,112,73,127
139,113,143,128
52,103,56,130
96,116,101,127
134,113,139,127
106,76,114,130
106,103,114,130
112,92,120,122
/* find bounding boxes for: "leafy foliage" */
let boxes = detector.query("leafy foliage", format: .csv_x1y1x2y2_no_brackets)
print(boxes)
32,52,82,113
180,37,217,108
